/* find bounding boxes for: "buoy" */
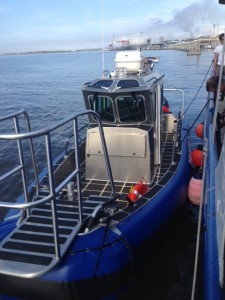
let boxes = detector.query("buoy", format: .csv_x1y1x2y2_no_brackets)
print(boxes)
127,177,148,205
191,145,203,167
163,106,170,113
162,97,170,113
188,175,202,205
195,123,204,139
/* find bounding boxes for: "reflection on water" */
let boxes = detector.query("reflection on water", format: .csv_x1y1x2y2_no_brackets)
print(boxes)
119,201,203,300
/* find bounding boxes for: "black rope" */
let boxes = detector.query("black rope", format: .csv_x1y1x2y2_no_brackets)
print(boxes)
181,96,213,144
85,211,134,300
86,214,111,300
179,60,213,120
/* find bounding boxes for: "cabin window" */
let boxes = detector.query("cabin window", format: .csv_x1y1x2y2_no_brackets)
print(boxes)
117,96,146,122
117,80,139,88
89,95,115,122
90,80,113,88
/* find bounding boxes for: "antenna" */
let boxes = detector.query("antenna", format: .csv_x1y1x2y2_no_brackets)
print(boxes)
101,0,105,74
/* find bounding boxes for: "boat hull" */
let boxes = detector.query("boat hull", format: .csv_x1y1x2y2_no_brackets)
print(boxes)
203,124,225,300
0,125,191,300
0,55,191,300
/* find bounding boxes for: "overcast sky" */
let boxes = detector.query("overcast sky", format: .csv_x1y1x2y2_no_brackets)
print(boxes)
0,0,225,54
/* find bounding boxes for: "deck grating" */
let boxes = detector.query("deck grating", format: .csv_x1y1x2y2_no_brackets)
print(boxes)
0,132,179,277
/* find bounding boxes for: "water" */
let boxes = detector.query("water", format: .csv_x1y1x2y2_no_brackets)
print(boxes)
0,49,213,299
119,201,203,300
0,49,212,130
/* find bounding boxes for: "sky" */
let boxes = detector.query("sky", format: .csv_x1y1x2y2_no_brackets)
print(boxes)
0,0,225,54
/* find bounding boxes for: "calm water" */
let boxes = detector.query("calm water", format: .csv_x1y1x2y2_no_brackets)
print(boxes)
0,49,213,133
0,49,213,299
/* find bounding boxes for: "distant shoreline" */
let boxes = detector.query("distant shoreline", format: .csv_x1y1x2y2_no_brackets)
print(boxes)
0,49,101,56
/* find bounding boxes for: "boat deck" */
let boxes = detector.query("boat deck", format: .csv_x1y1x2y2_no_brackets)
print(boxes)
0,116,180,279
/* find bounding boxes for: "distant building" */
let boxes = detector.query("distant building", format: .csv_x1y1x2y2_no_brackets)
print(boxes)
109,37,151,51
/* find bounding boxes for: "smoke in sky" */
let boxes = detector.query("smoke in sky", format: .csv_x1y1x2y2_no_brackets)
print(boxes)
133,0,225,43
116,0,225,43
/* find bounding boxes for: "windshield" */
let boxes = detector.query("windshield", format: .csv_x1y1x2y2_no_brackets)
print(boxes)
89,94,146,123
89,95,115,122
117,96,146,122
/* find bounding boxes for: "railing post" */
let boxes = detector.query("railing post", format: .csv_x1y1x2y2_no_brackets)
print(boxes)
45,133,61,259
14,116,30,211
24,111,40,196
73,118,83,223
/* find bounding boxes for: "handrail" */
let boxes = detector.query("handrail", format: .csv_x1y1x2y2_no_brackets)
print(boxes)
0,109,39,206
163,88,186,161
0,109,116,259
164,88,185,117
0,110,94,140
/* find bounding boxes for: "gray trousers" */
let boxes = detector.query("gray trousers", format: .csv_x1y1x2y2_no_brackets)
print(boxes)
215,65,225,76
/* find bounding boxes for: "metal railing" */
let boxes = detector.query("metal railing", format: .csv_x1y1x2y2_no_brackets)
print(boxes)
0,109,115,259
163,88,186,161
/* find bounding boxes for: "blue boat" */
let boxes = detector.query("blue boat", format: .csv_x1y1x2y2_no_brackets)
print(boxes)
200,1,225,296
201,78,225,300
0,50,191,300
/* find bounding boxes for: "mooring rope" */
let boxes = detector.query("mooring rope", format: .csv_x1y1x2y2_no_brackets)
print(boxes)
190,138,207,300
179,60,213,120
